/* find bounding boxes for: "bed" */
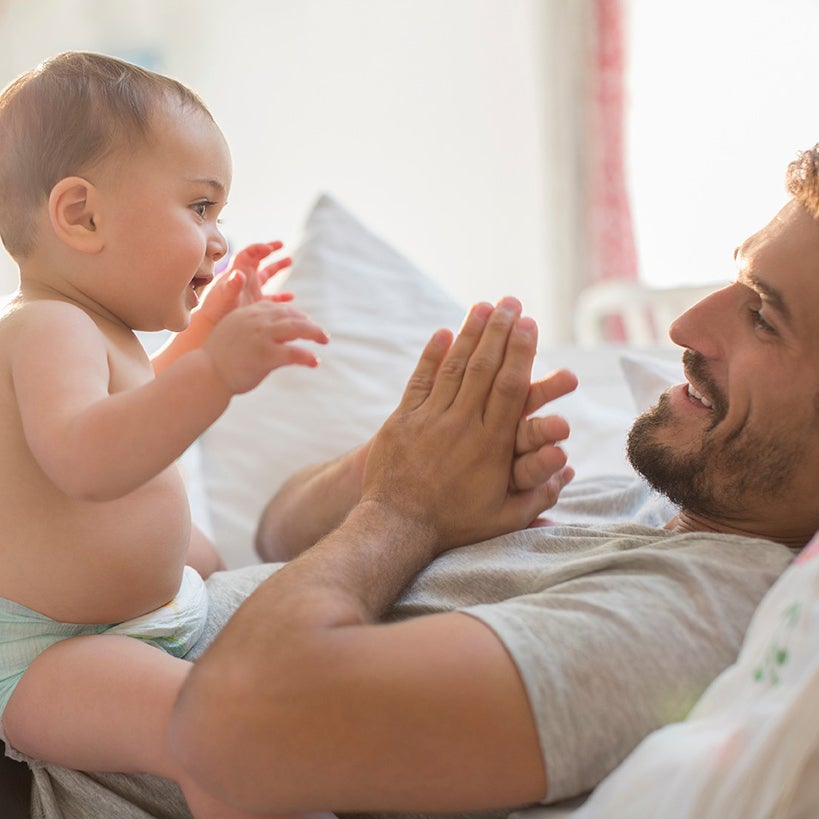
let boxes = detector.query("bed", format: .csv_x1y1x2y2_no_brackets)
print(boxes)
2,195,815,817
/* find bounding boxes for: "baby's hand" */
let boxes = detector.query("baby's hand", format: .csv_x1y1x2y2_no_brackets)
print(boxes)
203,301,329,395
510,369,577,493
198,241,293,326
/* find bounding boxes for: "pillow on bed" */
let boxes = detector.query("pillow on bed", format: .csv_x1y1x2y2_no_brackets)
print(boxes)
620,351,684,412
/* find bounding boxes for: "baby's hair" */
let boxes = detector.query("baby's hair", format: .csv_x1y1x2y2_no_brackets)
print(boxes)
786,144,819,221
0,51,214,259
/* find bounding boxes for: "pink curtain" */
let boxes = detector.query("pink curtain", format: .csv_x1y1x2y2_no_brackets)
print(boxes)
589,0,638,286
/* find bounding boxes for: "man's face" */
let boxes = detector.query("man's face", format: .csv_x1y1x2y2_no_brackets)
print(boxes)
627,199,819,546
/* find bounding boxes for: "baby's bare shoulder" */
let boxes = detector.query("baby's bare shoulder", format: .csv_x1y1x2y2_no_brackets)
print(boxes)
1,298,104,362
3,296,97,328
0,298,100,348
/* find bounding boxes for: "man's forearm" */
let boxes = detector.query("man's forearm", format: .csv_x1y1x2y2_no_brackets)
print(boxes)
254,498,436,628
170,499,439,805
255,445,367,561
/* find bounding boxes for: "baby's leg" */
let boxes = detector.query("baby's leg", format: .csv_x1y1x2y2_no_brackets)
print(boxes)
1,634,333,819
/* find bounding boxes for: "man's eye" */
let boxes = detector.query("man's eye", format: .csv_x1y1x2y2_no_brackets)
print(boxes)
749,305,776,334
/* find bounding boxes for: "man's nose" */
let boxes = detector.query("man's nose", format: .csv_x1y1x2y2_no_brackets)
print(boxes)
668,283,736,358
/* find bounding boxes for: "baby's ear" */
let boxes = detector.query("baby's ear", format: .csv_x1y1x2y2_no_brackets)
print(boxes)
48,176,104,253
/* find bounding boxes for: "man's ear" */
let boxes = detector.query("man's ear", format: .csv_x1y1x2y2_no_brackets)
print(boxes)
48,176,104,253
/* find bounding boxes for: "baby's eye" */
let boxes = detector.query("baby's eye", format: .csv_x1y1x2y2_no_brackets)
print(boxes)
191,201,215,219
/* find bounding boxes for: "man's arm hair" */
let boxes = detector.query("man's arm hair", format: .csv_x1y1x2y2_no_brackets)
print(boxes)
254,445,367,562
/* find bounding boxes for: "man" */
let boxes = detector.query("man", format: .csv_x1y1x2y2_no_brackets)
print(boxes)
167,149,818,817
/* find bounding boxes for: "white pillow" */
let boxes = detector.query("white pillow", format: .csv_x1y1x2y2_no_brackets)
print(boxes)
199,195,466,567
620,351,684,413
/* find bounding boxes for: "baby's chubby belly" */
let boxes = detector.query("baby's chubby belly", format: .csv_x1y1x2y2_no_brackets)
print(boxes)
1,467,192,624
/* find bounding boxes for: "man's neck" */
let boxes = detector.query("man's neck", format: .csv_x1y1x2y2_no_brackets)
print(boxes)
666,510,807,551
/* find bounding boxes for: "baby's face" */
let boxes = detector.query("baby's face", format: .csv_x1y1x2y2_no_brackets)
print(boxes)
92,103,233,332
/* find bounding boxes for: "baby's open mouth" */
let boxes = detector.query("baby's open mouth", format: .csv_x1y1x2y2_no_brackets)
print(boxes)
190,274,212,293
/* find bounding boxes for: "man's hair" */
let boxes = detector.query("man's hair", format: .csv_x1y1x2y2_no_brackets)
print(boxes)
786,144,819,220
0,51,213,259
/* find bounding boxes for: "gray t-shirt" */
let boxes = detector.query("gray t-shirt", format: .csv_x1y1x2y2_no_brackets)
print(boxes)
458,524,793,802
24,478,796,818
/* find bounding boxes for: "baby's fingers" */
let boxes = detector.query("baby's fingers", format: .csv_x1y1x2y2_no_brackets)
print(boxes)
263,291,295,303
527,465,575,513
258,256,292,286
515,414,570,456
511,444,569,493
522,369,578,418
264,313,330,346
232,241,284,270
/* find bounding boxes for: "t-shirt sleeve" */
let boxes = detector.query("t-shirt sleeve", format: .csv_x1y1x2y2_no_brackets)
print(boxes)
464,535,793,803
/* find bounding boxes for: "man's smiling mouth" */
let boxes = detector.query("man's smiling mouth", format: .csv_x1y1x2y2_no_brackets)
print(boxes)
686,383,714,409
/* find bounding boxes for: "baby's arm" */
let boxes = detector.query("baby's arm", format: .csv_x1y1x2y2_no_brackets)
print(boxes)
187,524,226,577
12,299,327,502
153,241,292,374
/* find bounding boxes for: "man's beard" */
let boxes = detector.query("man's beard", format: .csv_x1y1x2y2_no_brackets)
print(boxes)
626,380,796,521
626,393,724,518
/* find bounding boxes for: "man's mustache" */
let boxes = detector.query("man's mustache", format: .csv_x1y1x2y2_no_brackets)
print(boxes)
682,349,728,425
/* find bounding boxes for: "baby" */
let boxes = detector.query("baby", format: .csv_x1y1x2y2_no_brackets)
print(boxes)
0,51,331,817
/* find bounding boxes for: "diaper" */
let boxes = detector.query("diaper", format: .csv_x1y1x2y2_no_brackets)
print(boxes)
0,566,208,723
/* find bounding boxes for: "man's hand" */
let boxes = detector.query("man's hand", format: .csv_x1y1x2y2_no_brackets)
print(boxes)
253,304,577,563
362,297,573,552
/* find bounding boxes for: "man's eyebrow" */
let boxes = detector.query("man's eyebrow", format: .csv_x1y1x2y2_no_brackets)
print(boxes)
742,272,794,327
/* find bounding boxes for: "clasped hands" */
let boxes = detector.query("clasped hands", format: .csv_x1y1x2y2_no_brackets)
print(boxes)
193,245,575,546
363,296,577,553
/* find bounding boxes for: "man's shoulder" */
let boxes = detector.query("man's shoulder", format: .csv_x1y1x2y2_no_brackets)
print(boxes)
652,528,797,564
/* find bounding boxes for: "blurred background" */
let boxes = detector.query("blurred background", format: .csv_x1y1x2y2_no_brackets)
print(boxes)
1,0,818,343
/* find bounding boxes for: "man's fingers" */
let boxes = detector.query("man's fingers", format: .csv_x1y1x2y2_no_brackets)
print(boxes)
481,312,536,434
451,298,523,414
422,301,495,411
397,328,454,411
